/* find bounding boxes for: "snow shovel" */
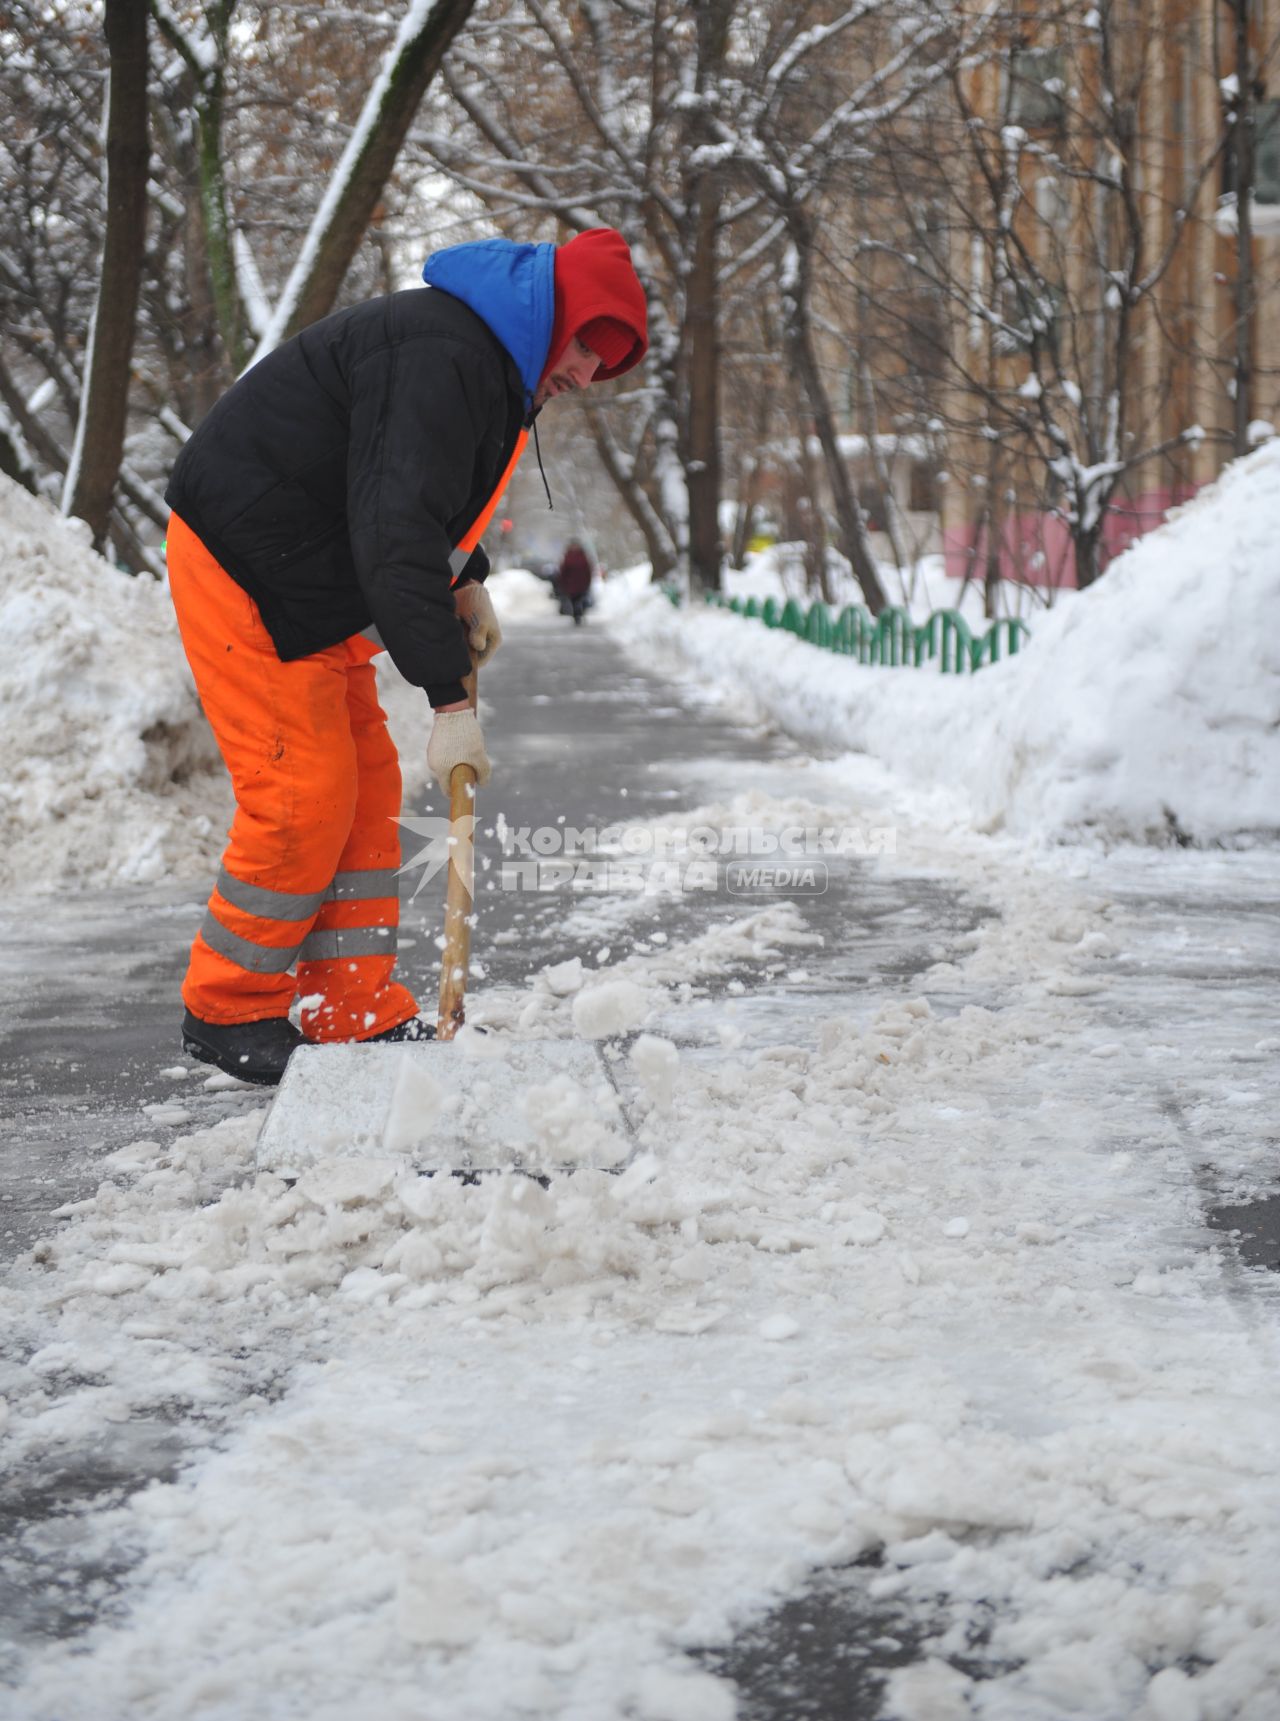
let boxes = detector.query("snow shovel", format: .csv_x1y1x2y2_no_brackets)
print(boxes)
255,659,631,1180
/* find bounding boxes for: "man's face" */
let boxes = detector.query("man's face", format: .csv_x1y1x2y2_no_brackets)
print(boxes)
534,336,603,407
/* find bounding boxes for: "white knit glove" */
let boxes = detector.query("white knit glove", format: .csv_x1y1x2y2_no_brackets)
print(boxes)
428,709,492,796
453,583,503,668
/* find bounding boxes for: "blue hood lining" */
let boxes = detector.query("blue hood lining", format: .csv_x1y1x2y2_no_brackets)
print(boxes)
421,239,556,406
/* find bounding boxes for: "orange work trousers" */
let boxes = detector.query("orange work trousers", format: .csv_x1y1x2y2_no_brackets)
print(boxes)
166,513,418,1042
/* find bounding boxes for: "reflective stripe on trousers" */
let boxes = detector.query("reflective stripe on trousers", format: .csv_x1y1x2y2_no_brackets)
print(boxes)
299,867,400,961
198,866,403,971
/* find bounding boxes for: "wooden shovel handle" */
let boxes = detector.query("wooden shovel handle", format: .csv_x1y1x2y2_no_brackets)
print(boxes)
436,657,479,1040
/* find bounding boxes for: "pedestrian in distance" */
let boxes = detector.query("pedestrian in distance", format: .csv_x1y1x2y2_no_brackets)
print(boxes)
557,540,594,625
164,228,649,1084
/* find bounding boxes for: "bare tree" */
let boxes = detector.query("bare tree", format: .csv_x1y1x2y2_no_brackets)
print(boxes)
425,0,744,592
780,224,888,611
149,1,249,373
251,0,477,358
581,394,679,582
867,1,1249,591
61,0,150,550
421,0,983,607
1,0,486,568
694,2,1000,613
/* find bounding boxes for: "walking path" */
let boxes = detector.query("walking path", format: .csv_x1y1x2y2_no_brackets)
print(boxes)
1,609,1277,1720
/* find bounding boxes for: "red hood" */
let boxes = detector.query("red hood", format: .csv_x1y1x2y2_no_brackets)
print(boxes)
543,228,649,384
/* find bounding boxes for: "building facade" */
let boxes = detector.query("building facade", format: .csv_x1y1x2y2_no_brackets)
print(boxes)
942,0,1280,589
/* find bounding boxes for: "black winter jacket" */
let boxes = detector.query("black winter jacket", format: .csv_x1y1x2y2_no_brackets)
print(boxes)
165,288,528,705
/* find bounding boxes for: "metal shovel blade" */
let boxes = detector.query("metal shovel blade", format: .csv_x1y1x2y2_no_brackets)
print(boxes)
254,1037,631,1177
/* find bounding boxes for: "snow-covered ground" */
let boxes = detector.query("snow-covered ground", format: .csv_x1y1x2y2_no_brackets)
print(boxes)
1,450,1278,1719
3,738,1278,1720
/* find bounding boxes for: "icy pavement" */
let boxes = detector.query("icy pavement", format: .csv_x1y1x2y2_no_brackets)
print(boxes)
1,612,1278,1720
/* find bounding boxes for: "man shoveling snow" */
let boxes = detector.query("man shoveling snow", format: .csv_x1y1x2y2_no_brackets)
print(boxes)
163,228,648,1085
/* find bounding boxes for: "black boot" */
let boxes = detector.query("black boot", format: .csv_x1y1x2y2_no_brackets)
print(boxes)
366,1015,436,1043
182,1010,305,1087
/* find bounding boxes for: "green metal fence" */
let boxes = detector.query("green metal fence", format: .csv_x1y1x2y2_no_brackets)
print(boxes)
699,591,1030,673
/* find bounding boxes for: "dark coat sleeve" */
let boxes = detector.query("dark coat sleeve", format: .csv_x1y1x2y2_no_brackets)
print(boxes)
345,333,504,690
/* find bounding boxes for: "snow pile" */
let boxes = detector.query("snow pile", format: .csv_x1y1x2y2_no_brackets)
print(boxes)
0,475,228,890
606,444,1280,846
966,442,1280,843
0,475,443,894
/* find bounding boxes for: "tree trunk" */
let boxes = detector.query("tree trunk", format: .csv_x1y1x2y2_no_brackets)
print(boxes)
178,179,233,418
729,461,758,569
781,227,888,615
254,0,476,356
792,381,831,600
682,185,723,593
196,63,247,373
861,356,909,579
149,0,245,385
983,435,1002,618
1231,0,1255,456
673,0,731,595
1074,527,1103,590
730,362,774,568
983,515,1002,617
61,0,149,551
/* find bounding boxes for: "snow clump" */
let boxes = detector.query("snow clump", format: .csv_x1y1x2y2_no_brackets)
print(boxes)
571,977,652,1039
